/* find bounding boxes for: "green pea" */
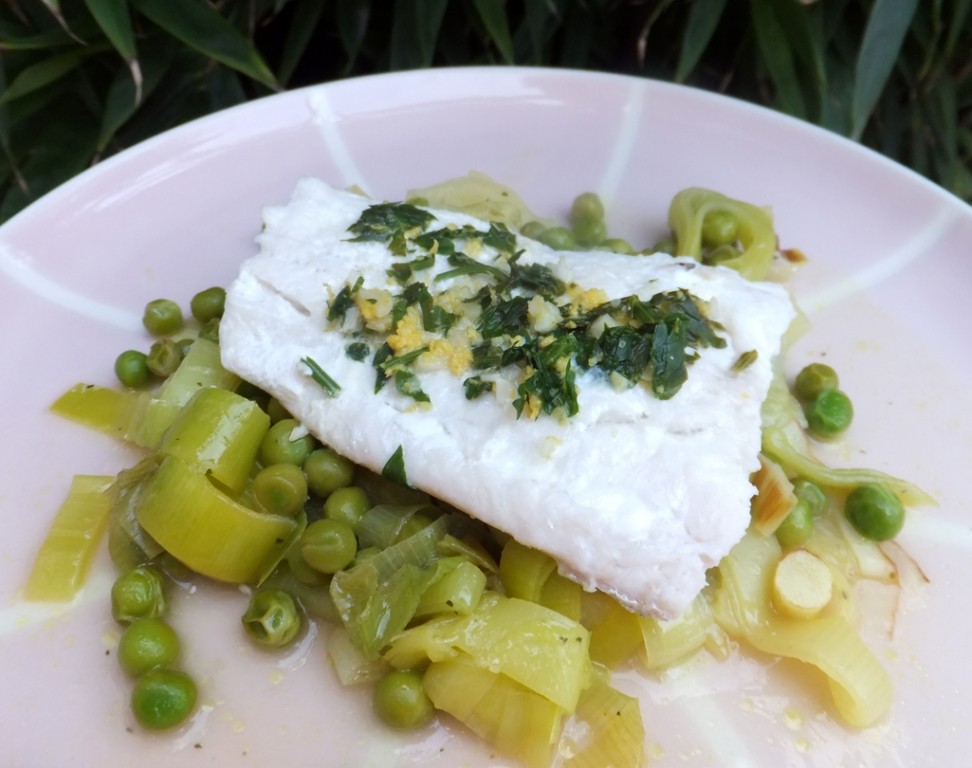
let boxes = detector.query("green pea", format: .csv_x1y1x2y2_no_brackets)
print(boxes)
284,546,329,586
130,668,197,730
792,478,828,518
600,237,634,254
569,192,605,225
301,518,357,574
304,447,355,498
538,226,576,251
111,566,168,625
266,396,292,424
774,499,814,547
241,587,303,648
146,339,182,378
373,669,434,730
701,210,739,247
844,483,905,541
118,618,180,677
805,388,853,439
794,362,839,401
259,418,315,466
190,286,226,323
253,463,308,517
114,350,150,388
323,485,371,529
572,216,608,248
519,220,547,240
650,237,677,255
142,299,184,337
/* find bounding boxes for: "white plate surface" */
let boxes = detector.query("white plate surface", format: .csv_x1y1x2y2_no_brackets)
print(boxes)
1,67,970,767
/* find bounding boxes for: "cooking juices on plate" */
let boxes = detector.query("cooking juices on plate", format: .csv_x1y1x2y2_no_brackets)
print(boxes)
27,174,932,767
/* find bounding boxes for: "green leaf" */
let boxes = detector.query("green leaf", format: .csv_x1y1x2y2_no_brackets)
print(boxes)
472,0,515,64
850,0,920,139
131,0,279,91
750,0,806,118
302,356,342,396
83,0,136,60
674,0,727,83
0,112,99,220
83,0,141,99
0,22,77,50
390,0,448,69
335,0,371,71
0,48,102,104
278,0,327,84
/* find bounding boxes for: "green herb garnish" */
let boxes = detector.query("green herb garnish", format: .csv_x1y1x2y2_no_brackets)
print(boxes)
381,445,409,487
347,202,435,244
301,356,341,396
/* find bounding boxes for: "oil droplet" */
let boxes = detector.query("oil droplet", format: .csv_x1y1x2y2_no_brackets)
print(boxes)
795,736,810,754
783,707,803,730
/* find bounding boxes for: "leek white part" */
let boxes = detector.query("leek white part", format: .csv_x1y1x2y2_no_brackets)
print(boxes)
220,178,796,619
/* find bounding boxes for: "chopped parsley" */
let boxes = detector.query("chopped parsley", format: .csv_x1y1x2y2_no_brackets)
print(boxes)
336,203,727,419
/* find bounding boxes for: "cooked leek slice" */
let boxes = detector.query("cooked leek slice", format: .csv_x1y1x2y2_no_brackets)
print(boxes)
750,454,797,535
561,670,645,768
668,188,776,280
712,529,892,727
640,592,716,670
407,170,542,230
583,590,643,669
158,387,269,494
499,540,557,603
540,571,583,622
135,455,302,584
330,517,447,658
385,592,591,711
761,370,935,507
423,655,564,768
106,455,165,571
414,557,487,619
25,475,113,601
50,384,142,440
327,625,388,686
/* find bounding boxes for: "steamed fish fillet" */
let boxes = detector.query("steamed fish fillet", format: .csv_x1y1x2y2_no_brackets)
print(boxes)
220,178,796,619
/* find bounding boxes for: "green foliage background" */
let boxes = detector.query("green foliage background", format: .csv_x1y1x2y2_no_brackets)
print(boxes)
1,0,969,221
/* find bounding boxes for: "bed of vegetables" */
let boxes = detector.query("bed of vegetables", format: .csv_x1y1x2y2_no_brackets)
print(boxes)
24,177,932,768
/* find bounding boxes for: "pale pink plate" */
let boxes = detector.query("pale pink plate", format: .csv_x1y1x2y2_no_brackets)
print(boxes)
1,67,970,767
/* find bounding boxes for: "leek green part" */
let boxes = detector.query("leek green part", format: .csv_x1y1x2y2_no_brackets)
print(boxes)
712,529,892,728
423,655,565,768
761,370,935,507
159,387,269,495
330,517,447,658
414,557,487,618
25,475,113,602
668,187,776,280
135,455,302,584
385,592,591,712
